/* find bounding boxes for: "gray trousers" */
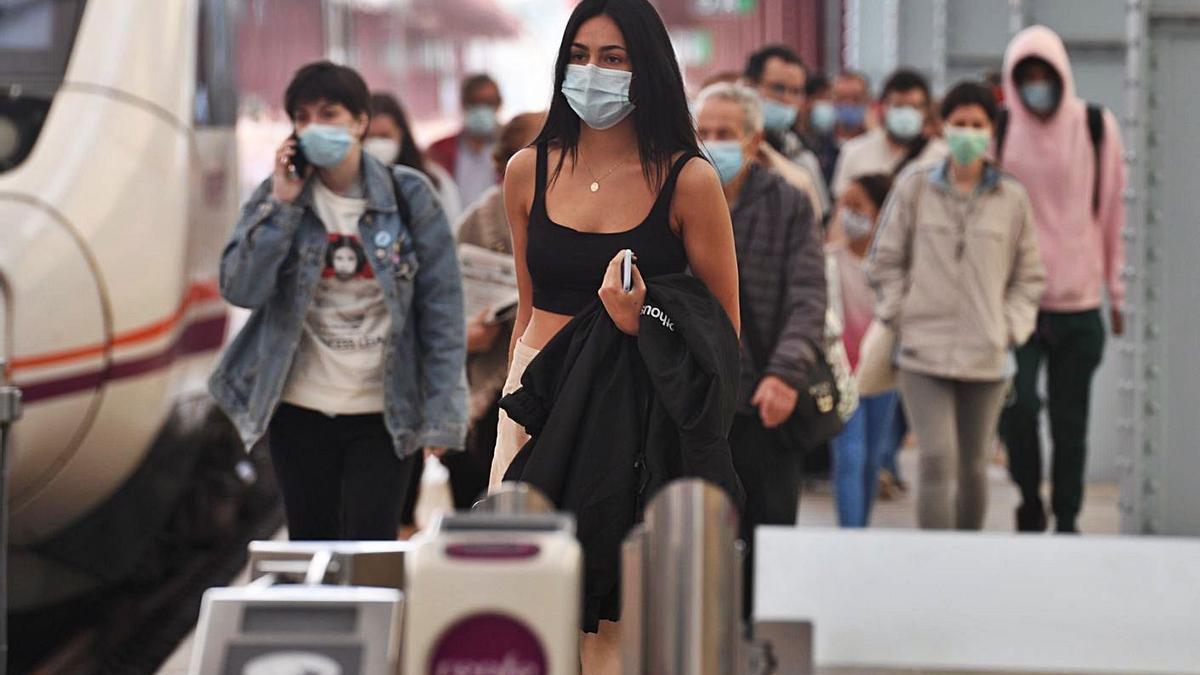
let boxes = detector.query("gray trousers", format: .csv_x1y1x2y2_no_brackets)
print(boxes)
898,371,1008,530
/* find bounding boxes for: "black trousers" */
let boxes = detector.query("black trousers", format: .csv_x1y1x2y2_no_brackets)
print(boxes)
1000,310,1106,529
729,412,803,619
268,403,419,540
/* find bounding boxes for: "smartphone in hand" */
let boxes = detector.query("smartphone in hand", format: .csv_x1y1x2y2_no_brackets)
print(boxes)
289,132,310,177
621,249,633,293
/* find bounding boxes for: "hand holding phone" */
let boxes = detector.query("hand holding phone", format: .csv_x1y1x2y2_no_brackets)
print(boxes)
272,135,307,204
288,132,310,178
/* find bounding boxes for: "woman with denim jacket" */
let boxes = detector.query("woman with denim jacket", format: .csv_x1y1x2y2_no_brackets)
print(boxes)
208,61,467,541
868,82,1044,530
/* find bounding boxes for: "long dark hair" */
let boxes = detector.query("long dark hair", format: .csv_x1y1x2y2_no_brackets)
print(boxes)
532,0,700,188
369,92,440,189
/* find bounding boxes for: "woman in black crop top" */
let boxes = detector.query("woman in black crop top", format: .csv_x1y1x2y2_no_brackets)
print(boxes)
492,0,740,668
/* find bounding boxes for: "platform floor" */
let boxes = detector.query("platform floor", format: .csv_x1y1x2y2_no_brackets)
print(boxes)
155,446,1120,674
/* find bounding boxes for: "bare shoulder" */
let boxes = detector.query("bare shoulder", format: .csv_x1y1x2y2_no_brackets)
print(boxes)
505,146,538,187
674,154,721,197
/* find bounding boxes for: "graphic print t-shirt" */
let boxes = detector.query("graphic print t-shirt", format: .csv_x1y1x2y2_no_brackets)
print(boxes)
281,180,390,414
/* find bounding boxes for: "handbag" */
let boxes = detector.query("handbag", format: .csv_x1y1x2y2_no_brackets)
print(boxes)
856,318,898,397
739,285,844,453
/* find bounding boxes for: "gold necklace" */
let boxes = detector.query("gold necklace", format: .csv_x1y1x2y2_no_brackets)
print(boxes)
580,152,628,193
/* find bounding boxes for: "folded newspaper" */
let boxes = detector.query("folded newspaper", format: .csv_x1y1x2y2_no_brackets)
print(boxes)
459,243,519,323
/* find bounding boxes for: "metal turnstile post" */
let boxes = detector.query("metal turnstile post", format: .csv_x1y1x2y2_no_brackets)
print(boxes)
630,479,742,675
0,360,24,675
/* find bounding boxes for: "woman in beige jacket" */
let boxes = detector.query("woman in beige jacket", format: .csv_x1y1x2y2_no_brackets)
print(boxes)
868,82,1045,530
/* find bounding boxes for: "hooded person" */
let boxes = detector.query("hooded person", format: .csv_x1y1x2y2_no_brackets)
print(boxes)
996,25,1127,534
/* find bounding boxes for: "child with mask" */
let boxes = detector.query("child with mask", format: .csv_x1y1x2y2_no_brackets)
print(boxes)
867,81,1045,530
209,61,467,542
827,173,898,527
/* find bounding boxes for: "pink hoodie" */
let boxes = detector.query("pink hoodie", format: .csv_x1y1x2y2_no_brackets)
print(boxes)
1001,26,1127,312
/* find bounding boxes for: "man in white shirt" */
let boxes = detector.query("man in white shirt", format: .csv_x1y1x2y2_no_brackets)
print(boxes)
831,69,948,197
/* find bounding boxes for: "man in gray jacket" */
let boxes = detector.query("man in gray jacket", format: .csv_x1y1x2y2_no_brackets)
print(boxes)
696,82,827,613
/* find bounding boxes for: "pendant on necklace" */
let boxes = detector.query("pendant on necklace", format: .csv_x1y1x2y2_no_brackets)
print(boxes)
590,181,600,192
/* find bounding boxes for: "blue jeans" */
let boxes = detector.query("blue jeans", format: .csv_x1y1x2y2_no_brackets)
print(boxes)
880,400,908,480
833,391,899,527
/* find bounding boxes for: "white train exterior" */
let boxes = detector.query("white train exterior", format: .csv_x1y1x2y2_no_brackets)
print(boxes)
1,0,241,609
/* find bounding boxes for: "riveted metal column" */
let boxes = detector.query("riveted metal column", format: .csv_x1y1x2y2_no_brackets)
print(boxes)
1008,0,1028,38
930,0,949,95
882,0,900,76
1119,0,1153,534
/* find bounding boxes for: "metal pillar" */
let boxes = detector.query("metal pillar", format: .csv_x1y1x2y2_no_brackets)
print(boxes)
0,360,24,675
625,480,741,675
843,0,861,71
1008,0,1028,38
1119,0,1153,534
881,0,900,76
930,0,949,94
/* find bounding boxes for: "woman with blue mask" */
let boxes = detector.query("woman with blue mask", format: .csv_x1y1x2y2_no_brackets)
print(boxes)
867,81,1045,531
492,0,739,666
210,61,467,544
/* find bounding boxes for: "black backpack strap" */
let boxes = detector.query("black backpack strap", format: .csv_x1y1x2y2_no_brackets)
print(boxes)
893,135,930,177
994,107,1010,167
1086,103,1105,217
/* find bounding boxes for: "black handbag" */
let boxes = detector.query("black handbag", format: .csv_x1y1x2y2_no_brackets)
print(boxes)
739,286,843,453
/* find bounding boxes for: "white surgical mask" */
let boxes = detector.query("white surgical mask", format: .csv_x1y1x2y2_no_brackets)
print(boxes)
463,105,499,136
362,137,400,165
841,209,875,242
561,64,636,130
885,105,924,141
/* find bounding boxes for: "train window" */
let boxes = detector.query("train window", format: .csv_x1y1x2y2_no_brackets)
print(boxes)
0,0,87,172
0,0,88,96
196,0,238,126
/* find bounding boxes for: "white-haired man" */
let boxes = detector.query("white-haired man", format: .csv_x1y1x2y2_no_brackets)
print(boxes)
695,82,827,617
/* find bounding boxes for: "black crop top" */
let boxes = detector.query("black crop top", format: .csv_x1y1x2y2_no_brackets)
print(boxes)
526,143,694,316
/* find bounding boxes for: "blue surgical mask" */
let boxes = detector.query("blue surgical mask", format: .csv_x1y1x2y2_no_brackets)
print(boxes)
561,64,635,130
761,98,799,133
841,208,875,242
703,140,745,185
1020,82,1059,115
810,102,836,133
835,103,866,129
463,104,498,136
885,105,924,141
299,124,355,168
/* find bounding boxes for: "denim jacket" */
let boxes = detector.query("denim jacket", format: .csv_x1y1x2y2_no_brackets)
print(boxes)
209,154,468,456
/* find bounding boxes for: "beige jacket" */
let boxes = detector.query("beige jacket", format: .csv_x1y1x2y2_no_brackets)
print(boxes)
456,185,515,422
867,162,1045,381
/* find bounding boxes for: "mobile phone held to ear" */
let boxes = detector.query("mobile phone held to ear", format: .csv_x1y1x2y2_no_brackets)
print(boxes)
289,132,309,178
621,249,634,293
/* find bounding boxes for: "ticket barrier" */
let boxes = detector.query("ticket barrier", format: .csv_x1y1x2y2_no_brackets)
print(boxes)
190,483,580,674
403,508,582,674
621,479,813,675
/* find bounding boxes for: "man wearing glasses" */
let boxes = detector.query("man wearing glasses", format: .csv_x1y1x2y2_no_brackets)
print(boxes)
742,45,831,219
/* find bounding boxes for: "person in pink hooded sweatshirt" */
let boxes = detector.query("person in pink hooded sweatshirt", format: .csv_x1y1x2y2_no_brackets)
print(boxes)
996,26,1127,534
